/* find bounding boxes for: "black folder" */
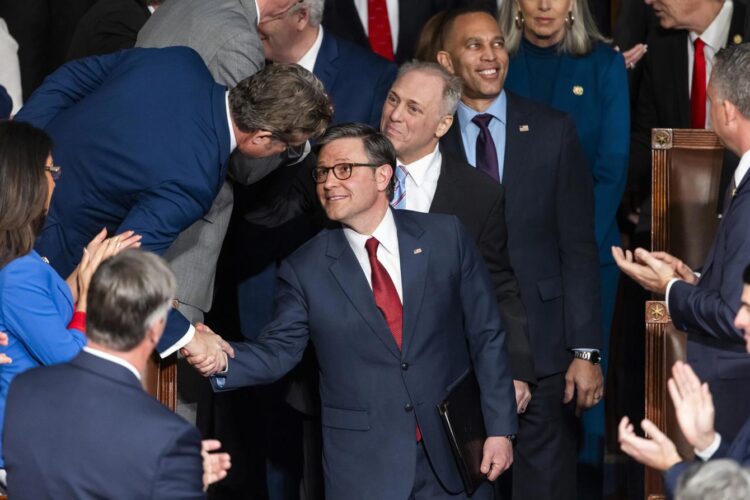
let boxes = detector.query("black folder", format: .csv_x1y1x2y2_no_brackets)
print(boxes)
436,370,487,495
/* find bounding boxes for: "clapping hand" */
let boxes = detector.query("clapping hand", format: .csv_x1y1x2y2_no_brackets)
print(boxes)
181,323,235,376
0,332,11,365
668,361,716,451
202,439,231,490
612,247,680,294
618,416,682,472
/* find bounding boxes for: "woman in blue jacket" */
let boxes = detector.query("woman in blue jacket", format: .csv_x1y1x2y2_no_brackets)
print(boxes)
0,121,138,478
499,0,630,465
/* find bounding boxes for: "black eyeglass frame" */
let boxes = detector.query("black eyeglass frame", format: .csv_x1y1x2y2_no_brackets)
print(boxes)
311,163,381,183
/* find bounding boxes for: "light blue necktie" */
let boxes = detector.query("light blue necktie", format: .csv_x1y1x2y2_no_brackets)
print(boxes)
391,164,408,209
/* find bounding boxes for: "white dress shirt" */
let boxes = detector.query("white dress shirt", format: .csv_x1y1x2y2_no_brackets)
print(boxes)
353,0,399,52
83,346,142,381
688,0,733,128
225,91,238,151
297,26,325,72
0,18,22,116
343,208,403,302
398,145,442,212
666,148,750,311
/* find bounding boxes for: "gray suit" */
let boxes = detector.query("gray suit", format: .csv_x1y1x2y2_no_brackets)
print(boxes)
136,0,266,323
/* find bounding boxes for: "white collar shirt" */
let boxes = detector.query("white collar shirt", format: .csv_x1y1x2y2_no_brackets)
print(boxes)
735,149,750,189
297,26,325,72
397,144,442,213
225,91,237,151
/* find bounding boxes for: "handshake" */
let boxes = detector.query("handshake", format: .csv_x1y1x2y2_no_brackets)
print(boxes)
181,323,235,376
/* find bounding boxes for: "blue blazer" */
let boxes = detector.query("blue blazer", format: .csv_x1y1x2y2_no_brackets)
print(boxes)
213,210,517,499
0,250,87,467
314,30,396,128
15,47,231,352
3,350,204,498
669,169,750,440
441,91,601,377
505,42,630,265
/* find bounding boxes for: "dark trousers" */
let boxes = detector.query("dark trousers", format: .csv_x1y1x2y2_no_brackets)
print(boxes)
410,441,492,500
496,372,578,500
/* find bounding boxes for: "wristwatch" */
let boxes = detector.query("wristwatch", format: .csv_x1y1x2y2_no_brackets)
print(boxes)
573,350,601,365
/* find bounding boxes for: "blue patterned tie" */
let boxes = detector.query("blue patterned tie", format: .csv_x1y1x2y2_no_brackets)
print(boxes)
472,114,500,183
391,164,408,209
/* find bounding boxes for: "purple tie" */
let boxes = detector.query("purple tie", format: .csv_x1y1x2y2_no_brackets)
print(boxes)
472,114,499,183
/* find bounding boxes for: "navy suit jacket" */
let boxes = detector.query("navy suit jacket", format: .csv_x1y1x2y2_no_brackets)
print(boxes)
15,47,231,353
213,210,517,499
505,42,629,265
315,31,396,128
3,350,204,499
669,167,750,440
441,91,601,377
0,84,10,118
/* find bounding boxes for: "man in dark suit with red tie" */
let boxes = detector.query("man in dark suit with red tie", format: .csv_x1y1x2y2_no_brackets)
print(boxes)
187,123,518,500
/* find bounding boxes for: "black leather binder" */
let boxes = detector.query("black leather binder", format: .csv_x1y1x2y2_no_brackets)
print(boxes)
437,370,487,495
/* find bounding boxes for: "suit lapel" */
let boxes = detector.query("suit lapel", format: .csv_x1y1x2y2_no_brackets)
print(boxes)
669,31,691,127
730,1,747,42
429,150,459,214
313,32,339,91
551,53,583,116
502,92,532,192
326,229,402,359
442,115,468,162
394,212,427,358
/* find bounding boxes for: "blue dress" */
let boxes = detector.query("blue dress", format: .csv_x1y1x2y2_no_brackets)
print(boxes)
0,250,87,466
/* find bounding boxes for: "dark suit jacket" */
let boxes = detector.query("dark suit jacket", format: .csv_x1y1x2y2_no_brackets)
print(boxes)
629,3,748,211
441,91,601,378
431,151,535,383
15,47,231,352
0,84,10,118
213,210,517,499
322,0,495,64
3,350,204,499
669,168,750,441
66,0,150,61
315,30,396,128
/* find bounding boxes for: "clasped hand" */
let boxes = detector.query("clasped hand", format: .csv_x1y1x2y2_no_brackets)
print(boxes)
181,323,235,376
612,247,697,294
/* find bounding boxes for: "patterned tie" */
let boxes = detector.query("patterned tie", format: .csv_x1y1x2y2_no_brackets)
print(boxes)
365,237,402,348
691,38,707,129
367,0,394,61
390,164,408,209
472,114,500,183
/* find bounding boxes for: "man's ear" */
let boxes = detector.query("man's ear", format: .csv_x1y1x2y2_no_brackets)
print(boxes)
723,99,738,127
376,164,393,192
437,51,455,74
435,115,454,138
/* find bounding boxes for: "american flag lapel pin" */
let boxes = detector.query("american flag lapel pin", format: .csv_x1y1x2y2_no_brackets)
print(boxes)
519,124,529,132
413,248,422,255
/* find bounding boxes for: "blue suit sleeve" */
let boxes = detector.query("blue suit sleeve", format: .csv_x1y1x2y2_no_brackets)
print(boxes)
151,424,204,499
155,308,192,356
668,193,750,344
1,268,86,365
15,50,128,129
454,217,518,436
212,259,309,391
592,51,630,249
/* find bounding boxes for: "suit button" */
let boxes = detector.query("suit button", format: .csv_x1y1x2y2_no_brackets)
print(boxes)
404,403,413,412
401,363,409,371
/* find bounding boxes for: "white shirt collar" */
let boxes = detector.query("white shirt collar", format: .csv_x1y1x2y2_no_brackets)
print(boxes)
254,0,261,25
690,0,733,49
226,91,238,152
147,4,156,14
736,149,750,188
83,346,142,381
398,144,441,188
297,26,325,73
343,207,398,257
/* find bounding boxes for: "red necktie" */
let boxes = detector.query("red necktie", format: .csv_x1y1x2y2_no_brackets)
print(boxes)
365,237,402,348
365,237,421,441
367,0,394,61
691,38,707,129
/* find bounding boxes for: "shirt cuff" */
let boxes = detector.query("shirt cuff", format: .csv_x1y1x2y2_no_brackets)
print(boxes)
572,348,600,353
695,433,721,461
159,324,195,358
665,278,681,315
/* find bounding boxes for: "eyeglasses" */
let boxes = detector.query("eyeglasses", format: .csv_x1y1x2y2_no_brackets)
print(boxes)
312,163,380,183
45,165,62,180
259,0,303,24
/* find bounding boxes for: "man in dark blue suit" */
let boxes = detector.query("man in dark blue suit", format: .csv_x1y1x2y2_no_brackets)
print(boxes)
618,262,750,497
187,124,518,499
615,42,750,445
14,48,332,368
436,8,602,499
3,251,230,498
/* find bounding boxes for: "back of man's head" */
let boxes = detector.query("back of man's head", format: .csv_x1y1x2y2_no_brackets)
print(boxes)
87,250,175,351
229,63,333,143
676,459,750,500
712,43,750,120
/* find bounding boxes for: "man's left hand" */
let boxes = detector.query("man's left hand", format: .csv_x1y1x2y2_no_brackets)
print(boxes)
480,436,513,481
564,358,603,416
618,417,682,471
201,439,231,491
612,246,678,294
